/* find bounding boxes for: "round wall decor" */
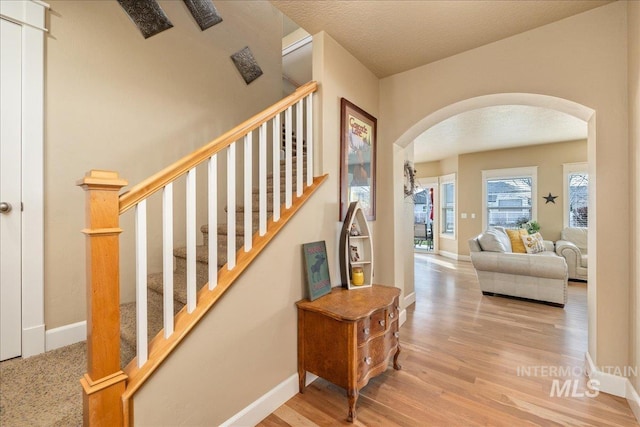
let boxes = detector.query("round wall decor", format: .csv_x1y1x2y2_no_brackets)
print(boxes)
404,161,416,197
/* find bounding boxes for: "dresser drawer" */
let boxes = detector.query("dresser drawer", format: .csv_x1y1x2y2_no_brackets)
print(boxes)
356,307,392,343
356,328,399,383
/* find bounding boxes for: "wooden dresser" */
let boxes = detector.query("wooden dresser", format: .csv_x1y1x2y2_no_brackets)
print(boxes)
296,285,401,422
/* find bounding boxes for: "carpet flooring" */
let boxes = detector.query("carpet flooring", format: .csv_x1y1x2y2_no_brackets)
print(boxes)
0,342,85,426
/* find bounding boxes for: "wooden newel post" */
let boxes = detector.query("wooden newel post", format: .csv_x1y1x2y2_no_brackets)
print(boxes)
78,170,129,426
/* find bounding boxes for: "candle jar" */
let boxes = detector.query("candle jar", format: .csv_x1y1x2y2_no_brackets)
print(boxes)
352,267,365,286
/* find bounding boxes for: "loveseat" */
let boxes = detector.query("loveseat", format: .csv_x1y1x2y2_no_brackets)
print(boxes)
555,227,588,281
468,227,569,307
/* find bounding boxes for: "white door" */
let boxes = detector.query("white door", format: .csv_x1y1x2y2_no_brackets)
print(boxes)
0,17,23,361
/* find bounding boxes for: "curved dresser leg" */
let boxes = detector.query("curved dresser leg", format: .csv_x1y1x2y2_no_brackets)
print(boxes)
393,343,402,370
347,388,359,422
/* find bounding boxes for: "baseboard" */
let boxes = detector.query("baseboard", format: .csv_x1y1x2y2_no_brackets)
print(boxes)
626,380,640,423
404,291,416,308
222,290,413,427
22,324,45,357
221,372,318,426
438,250,458,260
399,309,407,326
45,321,86,351
400,292,415,326
458,254,471,262
584,352,627,397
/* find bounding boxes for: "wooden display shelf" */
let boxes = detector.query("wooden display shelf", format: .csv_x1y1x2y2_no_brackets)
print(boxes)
339,202,374,289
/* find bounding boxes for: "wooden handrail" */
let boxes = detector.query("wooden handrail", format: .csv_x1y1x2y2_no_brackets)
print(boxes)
119,81,318,214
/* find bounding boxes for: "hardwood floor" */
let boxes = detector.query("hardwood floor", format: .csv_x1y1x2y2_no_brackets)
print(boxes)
258,254,638,426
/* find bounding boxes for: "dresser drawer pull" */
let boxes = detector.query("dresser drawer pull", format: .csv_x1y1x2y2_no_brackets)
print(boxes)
364,356,372,365
363,327,370,335
379,320,385,327
389,312,395,319
394,331,400,338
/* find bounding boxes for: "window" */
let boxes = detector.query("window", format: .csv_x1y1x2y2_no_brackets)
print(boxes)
564,163,588,228
440,174,455,236
482,167,537,229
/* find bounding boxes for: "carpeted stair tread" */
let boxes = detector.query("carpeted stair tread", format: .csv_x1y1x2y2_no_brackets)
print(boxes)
173,245,230,270
148,270,212,308
120,289,169,357
121,338,136,369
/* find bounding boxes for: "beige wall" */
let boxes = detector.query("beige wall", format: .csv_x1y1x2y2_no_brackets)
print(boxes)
628,0,640,399
312,31,381,287
379,1,629,370
44,0,283,328
415,160,441,178
399,143,415,299
455,139,587,255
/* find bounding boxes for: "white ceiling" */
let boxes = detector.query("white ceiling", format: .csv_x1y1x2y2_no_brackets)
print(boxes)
273,0,599,161
413,105,587,163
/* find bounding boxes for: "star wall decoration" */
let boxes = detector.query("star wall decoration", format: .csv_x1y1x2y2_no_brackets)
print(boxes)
544,192,558,204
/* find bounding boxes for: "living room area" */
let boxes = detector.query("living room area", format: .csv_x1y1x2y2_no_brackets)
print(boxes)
411,102,589,299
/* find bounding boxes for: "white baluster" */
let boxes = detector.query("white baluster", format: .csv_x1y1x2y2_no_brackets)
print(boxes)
162,184,174,338
135,200,148,367
244,133,252,252
272,114,281,222
306,93,313,187
208,155,217,290
259,122,267,236
296,99,303,197
285,106,292,209
186,168,196,313
227,143,236,270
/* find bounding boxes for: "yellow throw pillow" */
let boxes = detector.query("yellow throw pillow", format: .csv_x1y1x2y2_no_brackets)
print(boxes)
506,228,528,253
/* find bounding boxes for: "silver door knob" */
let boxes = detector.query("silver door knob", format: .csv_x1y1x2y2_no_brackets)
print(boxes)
0,202,12,213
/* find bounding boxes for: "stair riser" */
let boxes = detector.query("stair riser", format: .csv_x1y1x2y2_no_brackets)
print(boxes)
216,225,259,238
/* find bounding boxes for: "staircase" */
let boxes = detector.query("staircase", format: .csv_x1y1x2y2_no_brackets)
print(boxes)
118,159,306,367
78,82,324,426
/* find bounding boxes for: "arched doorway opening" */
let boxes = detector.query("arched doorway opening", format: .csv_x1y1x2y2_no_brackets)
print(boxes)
394,92,598,368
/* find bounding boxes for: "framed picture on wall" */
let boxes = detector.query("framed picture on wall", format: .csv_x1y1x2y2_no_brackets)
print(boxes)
340,98,377,221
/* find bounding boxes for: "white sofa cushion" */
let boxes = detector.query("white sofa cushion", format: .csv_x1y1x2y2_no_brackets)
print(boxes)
561,227,587,253
477,226,512,252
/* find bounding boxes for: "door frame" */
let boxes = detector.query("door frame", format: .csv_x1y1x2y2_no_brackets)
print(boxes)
0,0,47,357
415,177,438,254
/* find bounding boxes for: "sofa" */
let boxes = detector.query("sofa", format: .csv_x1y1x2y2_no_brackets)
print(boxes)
555,227,588,281
468,227,569,307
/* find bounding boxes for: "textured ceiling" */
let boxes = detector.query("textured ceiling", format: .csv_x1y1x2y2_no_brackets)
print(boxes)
274,1,599,160
413,105,587,163
271,0,612,78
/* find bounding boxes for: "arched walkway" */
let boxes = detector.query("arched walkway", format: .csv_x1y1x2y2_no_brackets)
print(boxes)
395,92,600,377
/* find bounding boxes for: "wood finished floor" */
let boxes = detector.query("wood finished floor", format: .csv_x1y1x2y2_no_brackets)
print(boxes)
258,254,638,427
